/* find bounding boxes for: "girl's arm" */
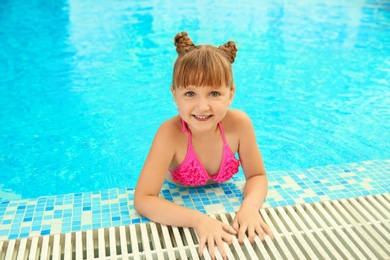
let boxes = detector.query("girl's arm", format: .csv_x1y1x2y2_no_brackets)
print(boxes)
231,111,274,243
134,120,236,258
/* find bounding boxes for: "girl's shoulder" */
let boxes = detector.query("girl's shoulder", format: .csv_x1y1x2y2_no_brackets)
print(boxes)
223,109,253,127
149,115,184,155
221,110,254,140
155,115,183,139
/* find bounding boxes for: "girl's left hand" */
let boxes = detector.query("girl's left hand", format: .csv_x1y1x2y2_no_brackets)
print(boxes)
232,205,274,244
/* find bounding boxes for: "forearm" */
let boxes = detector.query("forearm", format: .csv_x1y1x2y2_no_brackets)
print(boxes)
135,195,205,228
241,174,268,210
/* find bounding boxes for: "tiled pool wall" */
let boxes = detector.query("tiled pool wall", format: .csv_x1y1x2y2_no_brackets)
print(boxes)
0,159,389,241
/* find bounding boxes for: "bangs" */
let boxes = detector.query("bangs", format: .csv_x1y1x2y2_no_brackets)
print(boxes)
173,46,233,89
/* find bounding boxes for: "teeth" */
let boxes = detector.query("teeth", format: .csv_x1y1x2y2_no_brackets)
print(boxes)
194,115,210,119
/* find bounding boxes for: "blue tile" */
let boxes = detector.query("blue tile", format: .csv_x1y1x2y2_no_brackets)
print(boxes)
2,219,12,224
278,201,287,206
62,227,71,233
8,234,18,240
41,229,50,235
72,226,81,232
131,218,141,224
19,233,30,238
82,225,91,230
23,217,32,222
92,224,101,229
0,230,9,236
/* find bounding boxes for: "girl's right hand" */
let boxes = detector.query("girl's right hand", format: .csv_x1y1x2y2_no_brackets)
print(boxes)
194,215,237,259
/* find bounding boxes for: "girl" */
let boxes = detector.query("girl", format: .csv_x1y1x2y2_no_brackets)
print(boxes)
134,31,273,259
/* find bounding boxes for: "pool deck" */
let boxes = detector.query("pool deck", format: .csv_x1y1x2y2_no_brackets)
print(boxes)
0,159,389,241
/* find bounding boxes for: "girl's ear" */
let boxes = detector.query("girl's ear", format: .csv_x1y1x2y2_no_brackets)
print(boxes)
229,85,236,106
170,86,177,104
171,86,176,97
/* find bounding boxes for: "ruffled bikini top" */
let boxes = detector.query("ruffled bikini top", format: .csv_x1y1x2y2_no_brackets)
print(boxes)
169,119,240,186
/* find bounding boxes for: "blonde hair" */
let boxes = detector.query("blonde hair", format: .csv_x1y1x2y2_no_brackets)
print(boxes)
172,32,237,89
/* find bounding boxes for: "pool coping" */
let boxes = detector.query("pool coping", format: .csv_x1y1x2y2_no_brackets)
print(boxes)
0,159,389,241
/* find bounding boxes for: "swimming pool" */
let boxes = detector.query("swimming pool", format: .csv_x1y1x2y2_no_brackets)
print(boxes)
1,0,389,202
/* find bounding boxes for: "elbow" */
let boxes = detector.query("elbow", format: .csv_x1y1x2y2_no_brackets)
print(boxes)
133,189,144,215
134,189,155,217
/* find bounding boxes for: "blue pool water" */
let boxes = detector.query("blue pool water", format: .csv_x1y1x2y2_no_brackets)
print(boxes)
1,0,389,201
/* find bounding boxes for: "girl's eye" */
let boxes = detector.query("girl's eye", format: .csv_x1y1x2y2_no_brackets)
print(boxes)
185,91,195,97
210,91,220,97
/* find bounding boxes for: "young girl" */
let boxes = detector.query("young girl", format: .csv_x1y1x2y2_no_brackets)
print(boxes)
134,31,273,259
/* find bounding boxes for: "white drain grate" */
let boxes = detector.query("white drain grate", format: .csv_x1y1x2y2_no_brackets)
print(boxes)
0,193,389,259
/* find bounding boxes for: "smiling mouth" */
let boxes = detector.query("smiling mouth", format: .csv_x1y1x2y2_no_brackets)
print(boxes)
193,115,212,120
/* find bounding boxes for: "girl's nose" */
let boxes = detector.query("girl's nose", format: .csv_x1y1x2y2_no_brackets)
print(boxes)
197,97,210,111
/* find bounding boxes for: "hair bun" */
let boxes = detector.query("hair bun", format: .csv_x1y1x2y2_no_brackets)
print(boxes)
174,32,195,55
218,41,237,63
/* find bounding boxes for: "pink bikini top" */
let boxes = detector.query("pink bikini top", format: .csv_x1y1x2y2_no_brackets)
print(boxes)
169,119,240,186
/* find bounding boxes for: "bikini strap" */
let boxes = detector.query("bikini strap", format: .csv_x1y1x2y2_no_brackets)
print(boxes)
181,119,193,147
218,122,228,145
181,119,187,132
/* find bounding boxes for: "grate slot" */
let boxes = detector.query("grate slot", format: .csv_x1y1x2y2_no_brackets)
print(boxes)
149,222,162,255
97,228,106,258
5,239,16,260
324,199,379,259
278,205,318,259
16,238,28,260
304,202,355,259
337,199,390,257
29,237,40,260
375,194,390,217
258,209,285,259
85,230,94,259
285,205,330,259
75,231,82,259
160,224,176,259
295,203,343,259
129,224,140,258
118,226,126,256
356,196,390,232
0,241,3,259
315,201,369,259
269,207,307,259
40,235,50,260
171,226,189,259
182,227,199,259
260,207,294,259
332,200,385,259
355,196,390,235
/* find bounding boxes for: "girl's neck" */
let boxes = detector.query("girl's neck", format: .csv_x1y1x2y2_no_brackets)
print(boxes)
188,123,220,140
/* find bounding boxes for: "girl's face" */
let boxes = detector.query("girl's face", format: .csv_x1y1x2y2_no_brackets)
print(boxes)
171,85,235,132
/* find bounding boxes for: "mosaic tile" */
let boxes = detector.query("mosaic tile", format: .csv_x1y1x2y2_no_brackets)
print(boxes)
0,159,389,241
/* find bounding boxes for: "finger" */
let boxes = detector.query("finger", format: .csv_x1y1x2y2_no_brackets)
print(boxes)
215,237,227,260
255,225,265,241
207,237,215,260
222,231,233,245
261,222,274,239
198,237,206,257
247,226,256,244
232,218,239,232
237,224,247,244
223,223,237,235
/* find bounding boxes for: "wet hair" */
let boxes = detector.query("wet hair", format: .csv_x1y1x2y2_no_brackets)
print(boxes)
172,32,237,89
